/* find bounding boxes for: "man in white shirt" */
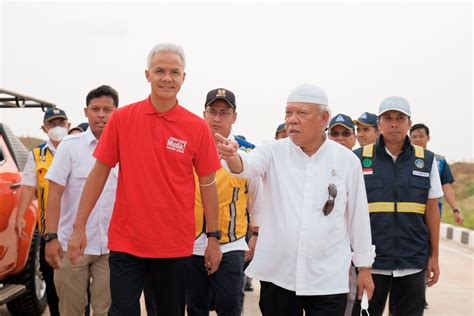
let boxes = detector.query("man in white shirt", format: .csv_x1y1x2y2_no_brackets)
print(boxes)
44,85,119,316
15,107,70,316
352,97,442,316
216,83,375,315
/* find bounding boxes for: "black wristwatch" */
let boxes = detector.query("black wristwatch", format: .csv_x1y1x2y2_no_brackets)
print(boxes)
453,208,461,214
44,232,58,242
206,230,222,240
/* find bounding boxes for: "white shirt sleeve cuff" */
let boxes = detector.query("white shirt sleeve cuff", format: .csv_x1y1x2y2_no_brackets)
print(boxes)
352,246,376,267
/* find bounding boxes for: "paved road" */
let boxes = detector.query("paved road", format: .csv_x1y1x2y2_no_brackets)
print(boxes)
1,239,472,315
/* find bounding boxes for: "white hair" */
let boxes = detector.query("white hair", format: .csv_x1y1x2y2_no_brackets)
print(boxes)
146,43,186,70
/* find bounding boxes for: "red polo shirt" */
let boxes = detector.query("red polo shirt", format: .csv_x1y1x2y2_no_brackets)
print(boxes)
94,97,220,258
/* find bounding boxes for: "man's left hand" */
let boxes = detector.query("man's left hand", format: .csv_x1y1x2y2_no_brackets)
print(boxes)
244,235,257,262
453,211,464,226
204,238,223,275
426,256,440,287
357,267,374,300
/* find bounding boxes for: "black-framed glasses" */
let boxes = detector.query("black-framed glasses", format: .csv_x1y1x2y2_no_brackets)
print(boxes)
322,184,337,216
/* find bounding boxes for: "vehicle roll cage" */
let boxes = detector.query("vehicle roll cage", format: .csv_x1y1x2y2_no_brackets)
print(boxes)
0,89,56,111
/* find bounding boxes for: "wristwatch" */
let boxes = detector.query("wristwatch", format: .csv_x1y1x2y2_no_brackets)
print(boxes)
44,232,58,242
453,208,461,214
206,230,222,240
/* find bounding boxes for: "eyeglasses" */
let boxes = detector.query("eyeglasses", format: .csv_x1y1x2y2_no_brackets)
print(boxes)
322,184,337,216
329,130,353,138
205,109,233,118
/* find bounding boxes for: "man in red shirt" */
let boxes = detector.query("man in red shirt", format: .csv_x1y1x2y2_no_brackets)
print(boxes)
67,43,222,316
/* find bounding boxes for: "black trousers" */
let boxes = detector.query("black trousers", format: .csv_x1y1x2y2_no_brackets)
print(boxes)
40,237,60,316
108,251,189,316
259,281,347,316
186,251,245,316
352,270,426,316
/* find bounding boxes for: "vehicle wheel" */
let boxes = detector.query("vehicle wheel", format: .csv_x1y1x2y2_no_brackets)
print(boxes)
6,230,47,315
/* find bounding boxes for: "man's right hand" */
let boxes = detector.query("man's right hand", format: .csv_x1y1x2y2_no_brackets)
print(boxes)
15,215,26,238
45,239,63,269
214,133,238,162
68,226,88,265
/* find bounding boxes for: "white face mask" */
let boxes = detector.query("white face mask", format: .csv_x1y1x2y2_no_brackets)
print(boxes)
47,126,68,142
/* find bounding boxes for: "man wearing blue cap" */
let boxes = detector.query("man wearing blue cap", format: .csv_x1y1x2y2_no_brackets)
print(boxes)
275,123,288,140
15,107,70,316
327,113,356,150
216,83,375,315
353,112,379,147
352,97,443,316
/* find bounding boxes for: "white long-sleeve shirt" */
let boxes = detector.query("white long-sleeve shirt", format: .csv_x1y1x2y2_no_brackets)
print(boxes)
230,137,374,295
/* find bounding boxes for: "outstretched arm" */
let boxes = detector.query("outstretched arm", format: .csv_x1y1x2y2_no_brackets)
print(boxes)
215,133,243,173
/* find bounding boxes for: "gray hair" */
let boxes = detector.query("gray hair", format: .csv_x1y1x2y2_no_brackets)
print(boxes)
146,43,186,70
317,104,331,120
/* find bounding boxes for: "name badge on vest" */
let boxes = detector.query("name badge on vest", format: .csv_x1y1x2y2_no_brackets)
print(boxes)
412,170,429,177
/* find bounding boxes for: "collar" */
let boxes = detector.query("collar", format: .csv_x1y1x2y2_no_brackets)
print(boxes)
84,126,98,145
143,96,182,122
289,135,329,158
377,134,412,159
45,140,57,154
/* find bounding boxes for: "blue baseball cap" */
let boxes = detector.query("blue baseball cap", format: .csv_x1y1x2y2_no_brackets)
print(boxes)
328,113,354,130
43,108,68,122
275,123,286,135
353,112,377,127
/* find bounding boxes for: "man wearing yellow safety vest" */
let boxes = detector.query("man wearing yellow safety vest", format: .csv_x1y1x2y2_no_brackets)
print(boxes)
352,97,443,316
186,88,263,316
15,107,70,316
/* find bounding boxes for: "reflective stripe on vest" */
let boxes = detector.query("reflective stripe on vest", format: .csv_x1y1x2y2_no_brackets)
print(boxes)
368,202,426,214
194,167,249,244
33,145,54,235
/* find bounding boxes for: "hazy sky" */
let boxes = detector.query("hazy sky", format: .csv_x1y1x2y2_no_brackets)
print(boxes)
1,1,472,161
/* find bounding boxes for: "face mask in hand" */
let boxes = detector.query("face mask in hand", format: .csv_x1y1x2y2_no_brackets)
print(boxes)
47,126,68,142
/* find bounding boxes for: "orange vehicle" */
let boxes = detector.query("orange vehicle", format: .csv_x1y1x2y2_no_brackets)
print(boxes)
0,89,56,315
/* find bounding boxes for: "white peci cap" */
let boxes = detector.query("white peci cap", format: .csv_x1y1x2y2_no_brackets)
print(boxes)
287,83,328,106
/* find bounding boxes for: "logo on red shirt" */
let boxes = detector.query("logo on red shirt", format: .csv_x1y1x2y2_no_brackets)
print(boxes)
166,137,187,154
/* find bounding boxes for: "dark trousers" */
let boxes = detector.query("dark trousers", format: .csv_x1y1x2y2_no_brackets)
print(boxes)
352,270,426,316
259,281,347,316
186,251,245,316
40,238,60,316
108,251,189,316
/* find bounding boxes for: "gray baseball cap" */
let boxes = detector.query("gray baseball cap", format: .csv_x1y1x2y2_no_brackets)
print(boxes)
378,96,411,117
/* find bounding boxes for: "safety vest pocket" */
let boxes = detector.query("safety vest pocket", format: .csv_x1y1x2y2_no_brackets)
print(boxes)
363,176,383,190
409,176,431,189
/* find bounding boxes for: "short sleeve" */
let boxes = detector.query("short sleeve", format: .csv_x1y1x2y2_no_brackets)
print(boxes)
193,122,221,177
428,157,443,199
94,111,120,168
440,158,455,185
20,151,38,187
45,141,72,187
